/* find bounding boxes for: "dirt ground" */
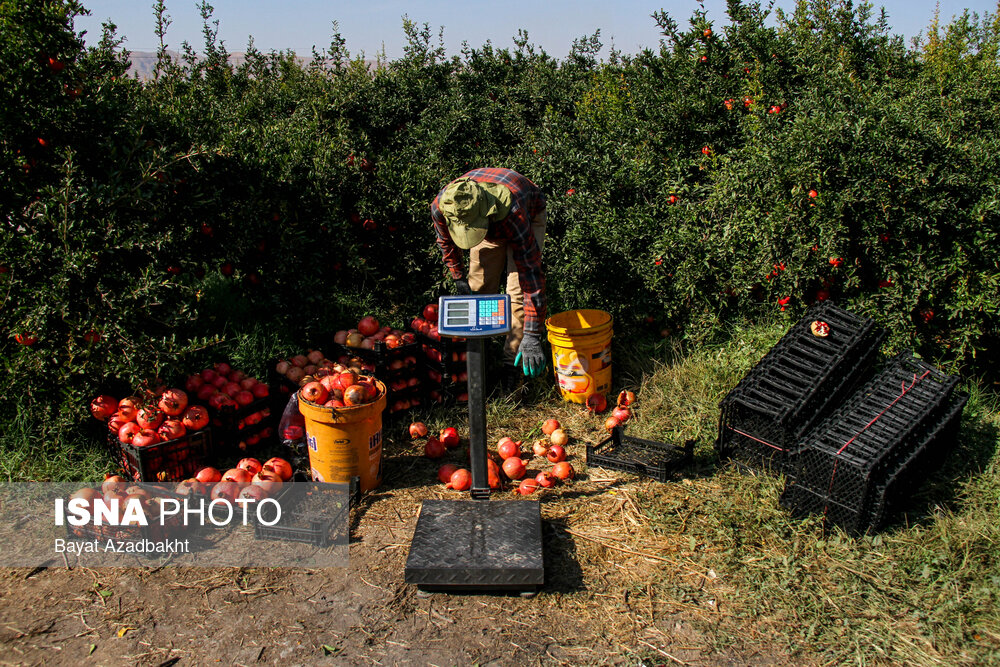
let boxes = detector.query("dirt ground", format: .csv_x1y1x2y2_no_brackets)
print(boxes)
0,408,795,667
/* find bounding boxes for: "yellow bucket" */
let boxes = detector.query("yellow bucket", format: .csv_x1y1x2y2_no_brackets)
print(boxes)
297,381,387,492
545,309,613,404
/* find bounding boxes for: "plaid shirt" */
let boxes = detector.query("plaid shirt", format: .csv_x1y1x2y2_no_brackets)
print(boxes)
431,168,547,335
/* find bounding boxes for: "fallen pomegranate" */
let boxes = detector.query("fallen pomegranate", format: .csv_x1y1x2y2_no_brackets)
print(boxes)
517,479,539,495
502,457,527,480
541,418,561,435
586,393,607,413
552,461,575,480
437,463,459,484
447,468,472,491
424,437,446,459
409,422,428,438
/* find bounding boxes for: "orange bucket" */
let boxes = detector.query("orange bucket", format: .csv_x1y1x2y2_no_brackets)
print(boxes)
297,381,387,492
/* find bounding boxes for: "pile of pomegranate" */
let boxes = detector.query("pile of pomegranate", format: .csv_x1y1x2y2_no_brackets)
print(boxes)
297,369,383,408
411,419,578,494
172,456,295,502
90,387,208,451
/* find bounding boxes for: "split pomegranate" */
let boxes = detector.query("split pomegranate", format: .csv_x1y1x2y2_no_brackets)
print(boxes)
409,422,428,439
586,392,607,413
616,390,636,408
546,444,567,463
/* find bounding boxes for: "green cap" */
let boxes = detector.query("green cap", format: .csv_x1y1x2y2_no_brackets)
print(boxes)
438,178,491,249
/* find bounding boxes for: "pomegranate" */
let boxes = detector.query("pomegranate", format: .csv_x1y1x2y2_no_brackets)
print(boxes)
439,427,460,449
487,459,502,490
252,470,283,494
358,316,380,337
541,418,561,435
552,461,575,480
101,474,129,496
222,468,253,488
532,439,549,458
604,416,621,431
263,457,294,482
517,479,539,495
343,384,367,406
90,395,118,421
497,437,521,460
196,467,222,484
237,457,263,475
424,437,446,459
616,390,636,408
239,484,270,502
612,406,632,423
549,428,569,446
210,481,241,502
437,463,459,484
158,388,188,416
535,471,557,488
447,468,471,491
300,382,329,404
546,444,567,463
409,421,428,438
502,457,527,480
586,392,607,413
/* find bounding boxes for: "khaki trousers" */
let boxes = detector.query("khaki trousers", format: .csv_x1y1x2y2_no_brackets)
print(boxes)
467,211,546,363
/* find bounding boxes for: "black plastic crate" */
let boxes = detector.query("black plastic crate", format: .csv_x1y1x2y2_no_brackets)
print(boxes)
211,394,280,454
716,301,886,475
108,428,212,482
864,390,967,531
253,479,359,547
780,351,961,534
587,427,694,481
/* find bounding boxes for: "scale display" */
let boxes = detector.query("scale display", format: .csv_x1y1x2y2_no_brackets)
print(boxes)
437,295,512,338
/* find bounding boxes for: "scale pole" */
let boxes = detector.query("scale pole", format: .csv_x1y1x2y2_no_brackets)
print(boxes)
466,337,490,499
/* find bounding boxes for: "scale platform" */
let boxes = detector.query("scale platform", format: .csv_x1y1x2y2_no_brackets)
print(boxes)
405,499,544,593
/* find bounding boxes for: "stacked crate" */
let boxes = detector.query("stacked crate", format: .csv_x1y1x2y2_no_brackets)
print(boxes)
417,333,469,406
716,302,886,476
780,351,967,534
331,340,424,415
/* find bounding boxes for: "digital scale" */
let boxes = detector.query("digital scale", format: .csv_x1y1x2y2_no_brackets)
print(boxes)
404,294,544,594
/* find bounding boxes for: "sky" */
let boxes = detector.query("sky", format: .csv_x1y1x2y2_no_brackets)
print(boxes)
73,0,999,60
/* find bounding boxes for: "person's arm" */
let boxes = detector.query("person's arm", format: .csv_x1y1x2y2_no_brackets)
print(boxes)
507,203,546,336
431,199,465,280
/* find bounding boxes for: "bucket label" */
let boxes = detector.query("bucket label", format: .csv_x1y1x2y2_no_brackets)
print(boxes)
369,429,382,453
307,434,318,452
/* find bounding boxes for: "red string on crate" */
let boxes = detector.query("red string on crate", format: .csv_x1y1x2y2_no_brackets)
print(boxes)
822,370,931,523
725,425,785,452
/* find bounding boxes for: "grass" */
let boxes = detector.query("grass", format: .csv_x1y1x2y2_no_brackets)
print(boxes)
2,316,998,664
618,323,1000,666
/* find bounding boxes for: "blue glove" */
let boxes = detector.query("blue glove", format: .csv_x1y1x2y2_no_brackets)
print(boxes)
454,278,471,295
514,332,546,378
